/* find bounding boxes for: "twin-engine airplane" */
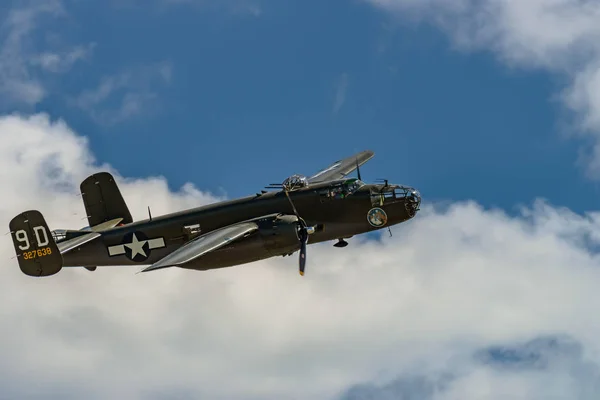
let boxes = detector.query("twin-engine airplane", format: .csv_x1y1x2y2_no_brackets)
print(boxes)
9,150,421,277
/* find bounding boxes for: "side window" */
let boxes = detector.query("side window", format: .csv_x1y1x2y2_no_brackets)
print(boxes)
331,185,345,198
371,194,383,206
319,184,350,202
319,188,333,202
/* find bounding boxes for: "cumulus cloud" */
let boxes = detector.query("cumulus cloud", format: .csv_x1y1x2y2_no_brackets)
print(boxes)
340,335,600,400
366,0,600,178
1,113,600,399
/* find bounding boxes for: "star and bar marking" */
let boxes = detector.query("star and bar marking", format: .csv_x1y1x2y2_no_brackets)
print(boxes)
108,231,165,262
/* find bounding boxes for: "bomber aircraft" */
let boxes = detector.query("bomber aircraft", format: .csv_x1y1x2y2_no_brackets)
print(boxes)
9,150,421,277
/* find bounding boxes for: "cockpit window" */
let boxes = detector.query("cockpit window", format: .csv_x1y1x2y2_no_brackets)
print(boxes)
344,178,364,194
318,179,364,201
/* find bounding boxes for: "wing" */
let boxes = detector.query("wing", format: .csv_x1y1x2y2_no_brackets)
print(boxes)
139,222,258,273
307,150,374,183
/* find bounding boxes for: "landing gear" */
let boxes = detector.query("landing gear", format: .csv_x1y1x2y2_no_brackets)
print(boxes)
333,238,348,248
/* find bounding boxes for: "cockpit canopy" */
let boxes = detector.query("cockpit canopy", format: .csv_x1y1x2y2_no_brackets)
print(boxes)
317,178,365,199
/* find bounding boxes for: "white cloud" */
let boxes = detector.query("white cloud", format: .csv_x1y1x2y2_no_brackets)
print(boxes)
0,1,93,107
2,113,600,399
0,0,255,120
71,62,173,125
31,43,96,74
333,73,349,115
366,0,600,178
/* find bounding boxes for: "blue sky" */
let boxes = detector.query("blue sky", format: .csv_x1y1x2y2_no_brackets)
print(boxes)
21,0,598,213
5,1,600,399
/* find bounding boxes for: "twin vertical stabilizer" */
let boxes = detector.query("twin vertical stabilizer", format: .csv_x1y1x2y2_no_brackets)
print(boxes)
9,172,133,277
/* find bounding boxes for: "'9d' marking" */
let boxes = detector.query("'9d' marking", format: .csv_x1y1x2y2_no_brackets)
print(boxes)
15,226,51,259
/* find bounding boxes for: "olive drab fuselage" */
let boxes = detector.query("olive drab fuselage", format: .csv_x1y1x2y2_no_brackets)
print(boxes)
61,181,420,271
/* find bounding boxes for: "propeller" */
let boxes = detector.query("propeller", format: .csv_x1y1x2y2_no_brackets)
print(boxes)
298,223,308,276
278,158,365,275
283,189,313,276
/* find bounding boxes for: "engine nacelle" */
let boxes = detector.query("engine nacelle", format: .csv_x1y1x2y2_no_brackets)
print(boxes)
257,214,302,252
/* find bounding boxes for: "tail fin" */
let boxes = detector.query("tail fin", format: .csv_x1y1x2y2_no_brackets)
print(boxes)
9,210,63,277
80,172,133,227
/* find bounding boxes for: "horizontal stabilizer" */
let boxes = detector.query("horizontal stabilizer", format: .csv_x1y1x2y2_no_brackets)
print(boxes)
81,218,123,232
140,222,258,273
58,232,101,254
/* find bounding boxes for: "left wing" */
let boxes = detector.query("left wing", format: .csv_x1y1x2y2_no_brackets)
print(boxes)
139,222,258,273
307,150,374,183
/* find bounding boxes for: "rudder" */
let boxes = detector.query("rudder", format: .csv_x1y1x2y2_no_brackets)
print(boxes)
9,210,63,277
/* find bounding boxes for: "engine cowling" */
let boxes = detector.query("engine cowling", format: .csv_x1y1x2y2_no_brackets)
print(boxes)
257,214,302,252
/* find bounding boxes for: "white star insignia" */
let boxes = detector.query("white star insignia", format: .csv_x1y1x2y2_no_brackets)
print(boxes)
107,233,166,259
124,233,147,258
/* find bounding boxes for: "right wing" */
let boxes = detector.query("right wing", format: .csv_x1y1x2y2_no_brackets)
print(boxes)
307,150,374,183
139,222,259,273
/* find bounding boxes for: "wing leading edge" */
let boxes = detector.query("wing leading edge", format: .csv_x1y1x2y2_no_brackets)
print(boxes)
139,222,259,273
307,150,374,183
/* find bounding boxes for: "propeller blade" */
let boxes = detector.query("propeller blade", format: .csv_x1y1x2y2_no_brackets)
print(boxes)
299,235,307,276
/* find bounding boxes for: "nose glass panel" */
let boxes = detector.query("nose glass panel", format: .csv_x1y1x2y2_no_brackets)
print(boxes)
404,189,421,217
370,186,421,217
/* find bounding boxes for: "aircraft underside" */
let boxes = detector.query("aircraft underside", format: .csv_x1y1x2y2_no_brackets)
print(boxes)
179,239,300,271
60,221,367,271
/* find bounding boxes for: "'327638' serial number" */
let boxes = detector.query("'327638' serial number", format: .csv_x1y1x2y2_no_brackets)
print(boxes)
22,247,53,260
